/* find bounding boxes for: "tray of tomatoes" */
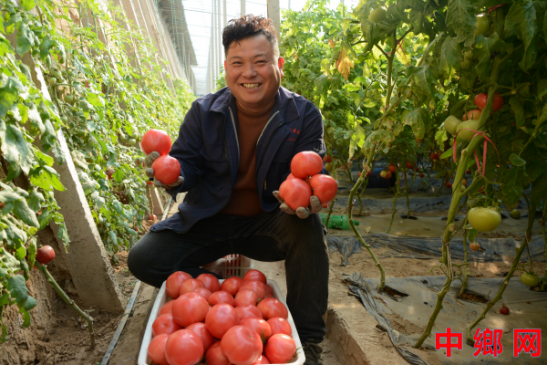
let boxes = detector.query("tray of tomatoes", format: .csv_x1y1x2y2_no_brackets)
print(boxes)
138,269,304,365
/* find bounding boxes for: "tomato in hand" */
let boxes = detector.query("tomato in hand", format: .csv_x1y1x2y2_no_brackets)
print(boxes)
290,151,323,179
36,246,55,265
235,290,259,307
205,341,231,365
240,318,272,342
235,304,264,321
186,322,215,351
166,271,192,299
140,129,171,156
243,269,267,284
165,329,204,365
474,92,503,112
240,280,267,299
257,298,288,320
152,155,181,185
196,273,221,293
208,290,235,307
308,174,338,205
279,178,312,211
220,276,243,296
221,325,263,365
152,314,181,337
264,334,297,364
147,333,169,365
267,317,292,337
205,304,239,339
172,292,209,327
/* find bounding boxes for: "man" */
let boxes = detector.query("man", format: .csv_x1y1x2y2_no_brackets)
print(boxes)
128,15,328,365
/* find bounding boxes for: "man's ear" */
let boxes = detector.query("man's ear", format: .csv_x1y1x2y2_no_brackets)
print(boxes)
278,57,284,78
224,60,227,70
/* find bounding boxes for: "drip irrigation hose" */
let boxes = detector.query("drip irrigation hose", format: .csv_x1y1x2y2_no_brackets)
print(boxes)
100,194,173,364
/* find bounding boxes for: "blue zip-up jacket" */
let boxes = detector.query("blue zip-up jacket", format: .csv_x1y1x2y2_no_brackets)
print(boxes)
150,86,325,234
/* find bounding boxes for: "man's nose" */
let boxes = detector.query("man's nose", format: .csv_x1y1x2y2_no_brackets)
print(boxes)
241,62,258,78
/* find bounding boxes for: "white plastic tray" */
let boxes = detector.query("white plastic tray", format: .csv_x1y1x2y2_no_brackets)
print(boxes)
138,279,305,365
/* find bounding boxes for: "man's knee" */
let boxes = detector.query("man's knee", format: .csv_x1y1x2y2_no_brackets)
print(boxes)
127,238,149,279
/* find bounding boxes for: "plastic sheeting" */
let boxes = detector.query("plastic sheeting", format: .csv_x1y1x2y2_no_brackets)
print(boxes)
333,194,454,214
327,234,546,264
343,273,547,364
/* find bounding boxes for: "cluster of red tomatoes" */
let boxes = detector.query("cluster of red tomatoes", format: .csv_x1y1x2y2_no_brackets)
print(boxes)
148,269,297,365
141,129,181,186
279,151,338,210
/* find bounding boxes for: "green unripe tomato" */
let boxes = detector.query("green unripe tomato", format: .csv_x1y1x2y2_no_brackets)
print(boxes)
510,209,521,219
520,272,540,287
325,163,333,172
474,14,490,38
456,119,480,141
468,207,501,232
368,8,387,23
444,115,462,135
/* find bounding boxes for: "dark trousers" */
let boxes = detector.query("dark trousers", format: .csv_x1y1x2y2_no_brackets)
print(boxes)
127,208,329,342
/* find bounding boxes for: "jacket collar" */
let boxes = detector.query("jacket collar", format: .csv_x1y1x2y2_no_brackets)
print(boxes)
210,86,300,124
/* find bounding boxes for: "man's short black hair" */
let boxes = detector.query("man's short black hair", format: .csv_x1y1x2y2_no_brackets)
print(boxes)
222,15,279,58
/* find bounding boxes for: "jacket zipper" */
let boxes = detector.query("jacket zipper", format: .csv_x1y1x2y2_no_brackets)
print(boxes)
257,121,285,196
256,111,280,146
228,107,240,160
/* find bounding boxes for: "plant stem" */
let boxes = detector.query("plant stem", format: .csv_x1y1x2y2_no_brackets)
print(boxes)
36,262,95,348
326,198,336,229
458,228,469,298
465,202,536,344
542,201,547,291
387,170,401,233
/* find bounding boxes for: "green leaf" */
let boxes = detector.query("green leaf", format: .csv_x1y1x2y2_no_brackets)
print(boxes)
38,209,52,230
440,148,453,160
532,171,547,202
7,275,28,306
538,79,547,101
411,66,437,101
39,36,53,60
20,0,36,11
27,188,44,211
510,96,525,128
439,36,461,76
57,222,70,248
501,167,521,209
30,166,65,192
473,33,503,77
11,195,39,228
403,108,429,141
509,153,526,167
446,0,478,47
15,22,33,56
0,120,35,177
505,2,537,71
0,76,20,118
27,104,45,137
108,230,118,247
86,93,105,108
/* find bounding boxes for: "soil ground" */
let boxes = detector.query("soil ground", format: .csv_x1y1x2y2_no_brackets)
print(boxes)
3,189,544,365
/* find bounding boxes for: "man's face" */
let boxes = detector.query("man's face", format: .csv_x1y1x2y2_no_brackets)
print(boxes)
224,34,284,108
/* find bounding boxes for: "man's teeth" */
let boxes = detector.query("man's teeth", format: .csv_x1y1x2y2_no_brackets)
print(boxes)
242,83,259,88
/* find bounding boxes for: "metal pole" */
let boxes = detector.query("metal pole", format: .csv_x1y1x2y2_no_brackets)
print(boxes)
241,0,245,17
267,0,280,41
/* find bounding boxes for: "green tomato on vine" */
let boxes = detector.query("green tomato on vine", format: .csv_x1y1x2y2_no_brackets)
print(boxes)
368,8,386,23
474,14,490,38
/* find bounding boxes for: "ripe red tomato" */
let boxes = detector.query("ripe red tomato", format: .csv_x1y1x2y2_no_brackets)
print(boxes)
242,269,267,284
186,322,215,351
366,170,372,177
172,292,209,327
221,326,263,365
208,290,235,307
463,109,481,121
106,168,114,177
159,300,174,316
251,355,271,364
388,164,396,173
240,318,272,342
267,317,292,337
257,298,288,320
146,180,154,185
264,334,297,364
152,155,181,185
152,314,181,337
419,173,425,178
430,152,438,161
165,329,204,365
323,155,332,163
192,287,212,300
205,341,231,365
235,290,259,307
179,278,204,296
499,305,509,315
205,304,239,339
148,214,157,221
308,174,338,205
166,271,192,299
141,129,172,156
357,172,361,177
265,284,273,295
235,305,263,321
444,181,453,189
279,178,312,210
240,280,267,299
290,151,323,179
406,161,413,169
196,273,221,293
36,246,55,265
469,243,480,252
474,92,503,112
220,276,243,296
285,173,298,181
147,333,169,365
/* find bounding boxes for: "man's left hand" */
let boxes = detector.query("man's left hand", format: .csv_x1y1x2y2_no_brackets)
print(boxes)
272,191,322,219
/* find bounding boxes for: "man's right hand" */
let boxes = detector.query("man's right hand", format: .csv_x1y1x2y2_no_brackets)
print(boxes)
144,151,184,190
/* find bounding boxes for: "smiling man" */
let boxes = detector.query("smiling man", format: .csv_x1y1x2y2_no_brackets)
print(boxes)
128,15,328,364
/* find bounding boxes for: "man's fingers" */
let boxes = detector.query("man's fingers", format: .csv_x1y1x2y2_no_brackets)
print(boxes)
145,167,155,179
167,176,184,188
296,207,310,219
144,151,160,168
272,190,284,204
280,203,296,215
310,196,322,214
